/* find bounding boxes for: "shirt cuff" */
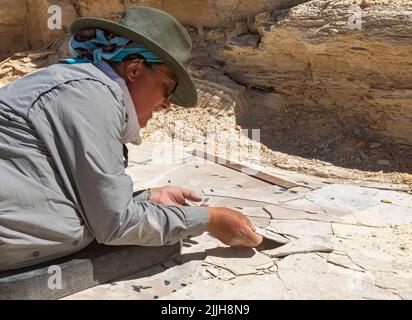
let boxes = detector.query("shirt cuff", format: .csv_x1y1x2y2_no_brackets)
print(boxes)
182,206,209,238
132,189,149,202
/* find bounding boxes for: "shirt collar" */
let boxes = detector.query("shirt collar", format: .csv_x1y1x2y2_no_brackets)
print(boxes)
94,61,142,145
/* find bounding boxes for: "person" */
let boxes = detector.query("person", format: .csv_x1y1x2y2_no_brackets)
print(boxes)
0,7,262,271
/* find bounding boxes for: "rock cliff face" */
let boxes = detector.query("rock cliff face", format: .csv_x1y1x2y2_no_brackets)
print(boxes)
0,0,309,56
0,0,411,176
212,0,412,168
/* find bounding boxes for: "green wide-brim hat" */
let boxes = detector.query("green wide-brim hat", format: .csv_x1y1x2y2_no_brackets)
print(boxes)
70,6,198,108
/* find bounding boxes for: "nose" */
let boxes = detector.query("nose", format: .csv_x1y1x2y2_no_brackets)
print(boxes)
161,99,171,111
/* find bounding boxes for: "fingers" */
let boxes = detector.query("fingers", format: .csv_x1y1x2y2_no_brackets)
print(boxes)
174,193,186,205
243,216,256,231
160,197,180,205
244,229,263,247
181,188,203,202
233,220,262,247
207,207,263,248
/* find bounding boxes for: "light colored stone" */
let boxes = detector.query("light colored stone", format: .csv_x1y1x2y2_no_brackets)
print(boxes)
264,203,353,224
262,237,334,258
331,223,412,275
267,219,333,239
350,182,410,192
397,289,412,300
239,207,271,218
270,197,326,214
217,269,237,281
277,253,400,300
255,227,290,244
269,264,278,273
344,249,396,273
327,252,364,272
203,186,300,205
374,272,412,291
239,207,271,228
247,216,271,228
372,189,412,208
204,247,273,276
354,204,412,227
255,261,275,270
306,185,380,214
206,267,220,278
161,274,287,300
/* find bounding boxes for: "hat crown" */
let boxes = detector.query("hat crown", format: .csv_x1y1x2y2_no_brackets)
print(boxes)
69,6,198,107
119,7,192,66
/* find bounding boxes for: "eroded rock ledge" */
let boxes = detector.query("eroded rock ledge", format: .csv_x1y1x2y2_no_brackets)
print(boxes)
0,0,411,175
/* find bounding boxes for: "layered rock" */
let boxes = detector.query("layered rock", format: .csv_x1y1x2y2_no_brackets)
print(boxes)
0,0,29,56
208,0,412,169
0,0,310,56
0,0,411,176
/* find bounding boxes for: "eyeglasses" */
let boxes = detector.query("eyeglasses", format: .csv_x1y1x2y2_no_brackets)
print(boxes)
146,63,178,101
125,55,178,101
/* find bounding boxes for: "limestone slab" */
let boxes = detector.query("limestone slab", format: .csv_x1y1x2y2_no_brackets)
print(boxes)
267,219,333,239
202,186,308,205
238,207,271,228
204,247,273,276
262,237,334,258
255,227,290,244
354,203,412,227
306,184,381,213
277,253,400,300
264,203,351,224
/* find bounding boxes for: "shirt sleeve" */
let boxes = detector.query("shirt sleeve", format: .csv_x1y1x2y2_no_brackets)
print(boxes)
30,78,208,246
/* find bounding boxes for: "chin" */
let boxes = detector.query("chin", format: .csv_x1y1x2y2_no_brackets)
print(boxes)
139,112,153,128
141,119,149,128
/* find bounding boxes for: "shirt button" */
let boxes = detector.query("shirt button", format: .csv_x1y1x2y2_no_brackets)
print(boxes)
72,240,79,246
32,251,40,257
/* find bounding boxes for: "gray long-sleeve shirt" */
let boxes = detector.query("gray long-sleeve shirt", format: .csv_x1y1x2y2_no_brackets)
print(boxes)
0,62,208,271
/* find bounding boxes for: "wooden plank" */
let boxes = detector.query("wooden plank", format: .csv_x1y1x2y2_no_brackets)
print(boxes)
191,149,300,189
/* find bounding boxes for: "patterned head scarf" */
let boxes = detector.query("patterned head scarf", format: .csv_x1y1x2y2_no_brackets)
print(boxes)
65,28,162,64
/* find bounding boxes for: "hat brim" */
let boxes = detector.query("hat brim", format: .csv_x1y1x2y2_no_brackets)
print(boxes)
70,17,198,108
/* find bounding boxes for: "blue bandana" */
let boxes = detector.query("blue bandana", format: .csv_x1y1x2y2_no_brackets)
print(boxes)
62,28,162,64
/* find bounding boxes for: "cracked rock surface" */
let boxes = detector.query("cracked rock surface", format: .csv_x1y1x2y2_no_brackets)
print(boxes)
64,143,412,300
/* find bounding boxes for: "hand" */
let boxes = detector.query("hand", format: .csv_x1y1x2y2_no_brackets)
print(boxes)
149,185,207,206
208,207,263,247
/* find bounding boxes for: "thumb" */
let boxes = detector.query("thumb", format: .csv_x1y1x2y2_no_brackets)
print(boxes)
181,188,203,202
245,229,263,247
244,216,256,231
242,220,263,247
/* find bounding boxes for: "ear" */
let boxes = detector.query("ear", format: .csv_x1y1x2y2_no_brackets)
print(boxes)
124,60,144,82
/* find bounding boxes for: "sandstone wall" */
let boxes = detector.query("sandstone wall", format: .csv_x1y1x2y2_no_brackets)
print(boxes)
0,0,411,171
0,0,307,56
213,0,412,157
0,0,28,55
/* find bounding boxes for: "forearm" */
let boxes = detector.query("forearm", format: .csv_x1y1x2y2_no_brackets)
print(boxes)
101,198,209,246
